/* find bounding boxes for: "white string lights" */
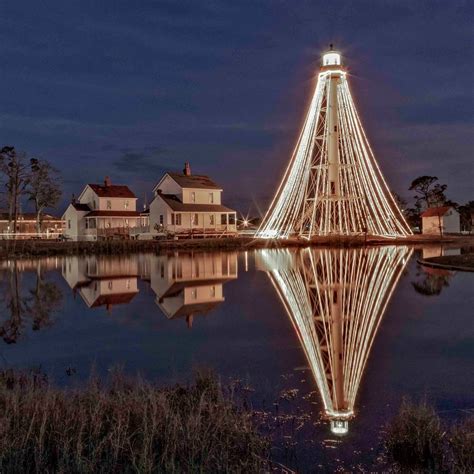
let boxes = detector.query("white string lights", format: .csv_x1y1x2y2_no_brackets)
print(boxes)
256,246,412,434
257,50,412,239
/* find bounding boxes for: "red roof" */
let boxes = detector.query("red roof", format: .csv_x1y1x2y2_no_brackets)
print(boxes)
85,210,141,217
421,206,453,218
88,184,136,198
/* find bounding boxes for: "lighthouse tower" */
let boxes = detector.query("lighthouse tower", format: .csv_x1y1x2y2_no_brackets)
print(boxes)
257,46,411,239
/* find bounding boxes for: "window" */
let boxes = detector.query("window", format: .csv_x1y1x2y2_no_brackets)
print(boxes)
159,214,164,225
229,214,235,225
108,281,113,290
160,263,165,278
334,125,337,132
191,288,197,299
124,200,129,209
192,214,198,225
68,220,71,229
107,200,112,210
191,192,196,203
209,193,214,204
210,286,216,297
176,213,182,226
330,181,336,195
85,220,89,229
209,214,214,226
93,200,96,209
126,279,131,290
221,214,227,225
125,219,129,227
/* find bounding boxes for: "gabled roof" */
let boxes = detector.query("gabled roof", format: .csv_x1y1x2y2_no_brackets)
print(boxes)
166,172,222,190
158,194,235,213
421,206,455,218
88,184,136,198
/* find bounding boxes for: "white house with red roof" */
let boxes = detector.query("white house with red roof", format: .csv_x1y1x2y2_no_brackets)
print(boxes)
62,177,147,241
149,163,237,237
421,206,460,235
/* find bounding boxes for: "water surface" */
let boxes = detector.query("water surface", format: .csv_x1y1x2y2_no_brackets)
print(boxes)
1,246,472,470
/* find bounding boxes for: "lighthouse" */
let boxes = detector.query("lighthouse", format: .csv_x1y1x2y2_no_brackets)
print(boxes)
257,46,411,239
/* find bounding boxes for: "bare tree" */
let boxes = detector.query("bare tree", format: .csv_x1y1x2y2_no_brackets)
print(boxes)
27,158,62,233
0,146,31,235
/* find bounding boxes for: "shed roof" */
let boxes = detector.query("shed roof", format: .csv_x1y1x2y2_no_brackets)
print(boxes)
158,194,235,213
85,210,142,217
421,206,454,218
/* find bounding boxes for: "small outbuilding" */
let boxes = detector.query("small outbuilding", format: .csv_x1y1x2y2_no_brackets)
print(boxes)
421,206,460,235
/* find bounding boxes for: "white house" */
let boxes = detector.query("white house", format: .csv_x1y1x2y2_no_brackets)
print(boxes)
149,163,237,237
421,206,460,235
62,177,145,241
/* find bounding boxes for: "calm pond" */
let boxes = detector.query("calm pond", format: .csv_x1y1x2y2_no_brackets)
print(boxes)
1,246,473,471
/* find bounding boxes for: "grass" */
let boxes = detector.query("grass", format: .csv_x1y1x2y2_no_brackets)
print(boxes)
0,369,269,473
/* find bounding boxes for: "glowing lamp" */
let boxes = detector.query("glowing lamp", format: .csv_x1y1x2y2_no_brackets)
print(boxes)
322,51,341,66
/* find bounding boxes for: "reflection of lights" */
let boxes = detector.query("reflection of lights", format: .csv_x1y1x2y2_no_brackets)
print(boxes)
330,420,349,436
257,50,411,240
257,246,412,434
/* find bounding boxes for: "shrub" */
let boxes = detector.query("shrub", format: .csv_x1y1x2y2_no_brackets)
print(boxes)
0,369,269,473
449,416,474,473
385,398,445,472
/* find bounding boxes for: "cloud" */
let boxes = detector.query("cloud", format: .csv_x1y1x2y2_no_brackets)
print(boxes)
112,147,170,176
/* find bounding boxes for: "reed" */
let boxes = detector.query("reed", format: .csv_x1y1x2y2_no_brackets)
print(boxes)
0,369,269,473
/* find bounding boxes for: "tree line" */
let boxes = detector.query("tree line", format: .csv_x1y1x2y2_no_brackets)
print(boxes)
0,146,62,234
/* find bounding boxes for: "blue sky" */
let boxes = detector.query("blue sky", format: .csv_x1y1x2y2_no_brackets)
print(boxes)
1,0,472,214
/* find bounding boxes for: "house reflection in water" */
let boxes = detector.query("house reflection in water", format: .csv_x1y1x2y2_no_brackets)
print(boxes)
150,252,238,327
62,256,139,311
257,246,412,435
61,252,238,324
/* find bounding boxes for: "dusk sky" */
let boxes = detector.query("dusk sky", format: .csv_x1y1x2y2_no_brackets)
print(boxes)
1,0,472,215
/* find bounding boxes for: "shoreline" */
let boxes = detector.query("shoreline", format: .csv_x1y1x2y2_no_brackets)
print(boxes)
1,234,473,260
418,253,474,272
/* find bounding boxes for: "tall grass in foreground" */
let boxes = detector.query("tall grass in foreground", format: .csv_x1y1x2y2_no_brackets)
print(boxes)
0,369,269,473
385,398,474,473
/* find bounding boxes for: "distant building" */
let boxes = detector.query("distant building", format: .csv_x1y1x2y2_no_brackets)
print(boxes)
421,206,460,235
62,177,146,241
0,212,64,238
149,163,237,237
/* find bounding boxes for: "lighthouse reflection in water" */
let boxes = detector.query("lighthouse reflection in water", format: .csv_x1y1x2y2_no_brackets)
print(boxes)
257,246,412,435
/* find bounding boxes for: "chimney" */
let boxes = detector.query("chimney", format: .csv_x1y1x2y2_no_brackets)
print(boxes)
104,176,111,187
183,162,191,176
71,193,76,204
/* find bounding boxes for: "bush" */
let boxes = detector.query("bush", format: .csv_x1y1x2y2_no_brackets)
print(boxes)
385,398,445,472
0,369,269,473
449,416,474,473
